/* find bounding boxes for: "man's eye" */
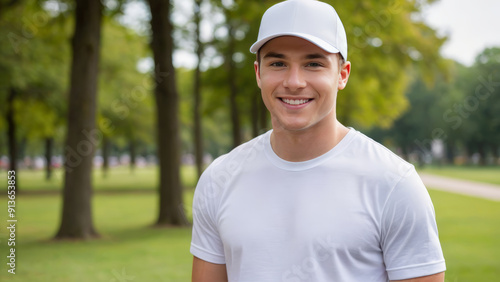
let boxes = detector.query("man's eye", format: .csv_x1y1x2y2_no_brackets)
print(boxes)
307,62,322,67
270,62,285,67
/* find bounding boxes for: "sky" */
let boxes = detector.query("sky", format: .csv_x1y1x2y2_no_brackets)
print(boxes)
422,0,500,66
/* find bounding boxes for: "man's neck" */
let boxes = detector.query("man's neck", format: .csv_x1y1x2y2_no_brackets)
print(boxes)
270,118,349,162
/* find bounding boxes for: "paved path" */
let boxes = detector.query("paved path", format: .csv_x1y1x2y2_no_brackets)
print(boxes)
420,173,500,202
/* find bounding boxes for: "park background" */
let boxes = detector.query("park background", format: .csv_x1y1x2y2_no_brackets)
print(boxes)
0,0,499,281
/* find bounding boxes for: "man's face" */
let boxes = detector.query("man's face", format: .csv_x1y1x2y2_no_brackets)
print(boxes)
254,36,350,133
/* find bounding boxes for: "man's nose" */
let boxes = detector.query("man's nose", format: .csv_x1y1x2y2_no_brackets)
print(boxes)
283,66,306,91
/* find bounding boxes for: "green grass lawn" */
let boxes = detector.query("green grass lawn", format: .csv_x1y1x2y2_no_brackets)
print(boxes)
0,167,499,281
0,192,195,282
419,165,500,186
428,189,500,282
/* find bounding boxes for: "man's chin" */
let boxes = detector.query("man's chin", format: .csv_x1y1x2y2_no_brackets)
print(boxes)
274,121,314,133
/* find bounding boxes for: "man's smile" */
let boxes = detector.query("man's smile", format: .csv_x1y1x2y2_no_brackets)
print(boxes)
278,98,314,109
280,98,312,105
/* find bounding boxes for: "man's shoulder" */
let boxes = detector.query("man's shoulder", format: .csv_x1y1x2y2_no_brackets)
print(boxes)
347,129,414,179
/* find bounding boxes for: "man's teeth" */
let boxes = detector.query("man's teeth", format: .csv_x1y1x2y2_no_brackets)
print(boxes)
282,98,310,105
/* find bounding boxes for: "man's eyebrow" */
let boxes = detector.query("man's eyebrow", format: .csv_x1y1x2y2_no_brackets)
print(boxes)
304,53,327,60
262,52,286,59
261,52,328,60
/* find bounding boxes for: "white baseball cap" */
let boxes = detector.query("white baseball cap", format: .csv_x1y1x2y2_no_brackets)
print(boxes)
250,0,348,60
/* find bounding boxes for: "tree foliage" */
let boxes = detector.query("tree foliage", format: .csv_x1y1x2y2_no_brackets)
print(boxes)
0,1,69,173
371,47,500,165
98,18,154,159
325,0,447,128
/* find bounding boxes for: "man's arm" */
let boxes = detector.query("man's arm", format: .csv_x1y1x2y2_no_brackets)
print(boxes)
392,272,445,282
192,256,228,282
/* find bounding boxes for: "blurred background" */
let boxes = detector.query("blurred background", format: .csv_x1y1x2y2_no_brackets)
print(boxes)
0,0,499,281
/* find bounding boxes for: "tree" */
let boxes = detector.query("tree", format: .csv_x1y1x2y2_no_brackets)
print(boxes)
370,69,449,164
327,0,447,129
0,0,20,20
5,88,16,172
0,1,69,181
372,47,500,166
193,0,204,178
233,1,272,138
97,17,152,175
55,0,102,239
459,48,500,164
224,6,242,148
200,0,275,149
147,0,187,226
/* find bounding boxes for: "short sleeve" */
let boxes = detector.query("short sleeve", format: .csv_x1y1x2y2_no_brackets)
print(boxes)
381,168,446,280
190,166,226,264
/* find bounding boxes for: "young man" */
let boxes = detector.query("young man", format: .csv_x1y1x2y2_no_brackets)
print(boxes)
191,0,446,281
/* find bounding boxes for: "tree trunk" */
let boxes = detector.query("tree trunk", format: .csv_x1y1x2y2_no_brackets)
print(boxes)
6,88,17,174
102,135,110,178
148,0,187,226
45,137,53,180
445,141,455,165
129,138,136,172
193,0,204,179
226,24,241,148
478,144,487,166
55,0,102,240
491,144,499,166
464,143,473,165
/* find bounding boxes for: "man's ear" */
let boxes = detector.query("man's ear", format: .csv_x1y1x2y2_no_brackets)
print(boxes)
338,61,351,90
254,61,262,89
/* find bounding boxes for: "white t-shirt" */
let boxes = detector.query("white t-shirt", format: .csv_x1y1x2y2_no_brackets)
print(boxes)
191,129,446,282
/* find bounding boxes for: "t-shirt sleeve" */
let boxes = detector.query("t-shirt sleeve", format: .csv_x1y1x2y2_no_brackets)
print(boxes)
381,168,446,280
190,166,226,264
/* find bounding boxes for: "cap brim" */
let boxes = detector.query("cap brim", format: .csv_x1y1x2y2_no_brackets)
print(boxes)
250,32,340,55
